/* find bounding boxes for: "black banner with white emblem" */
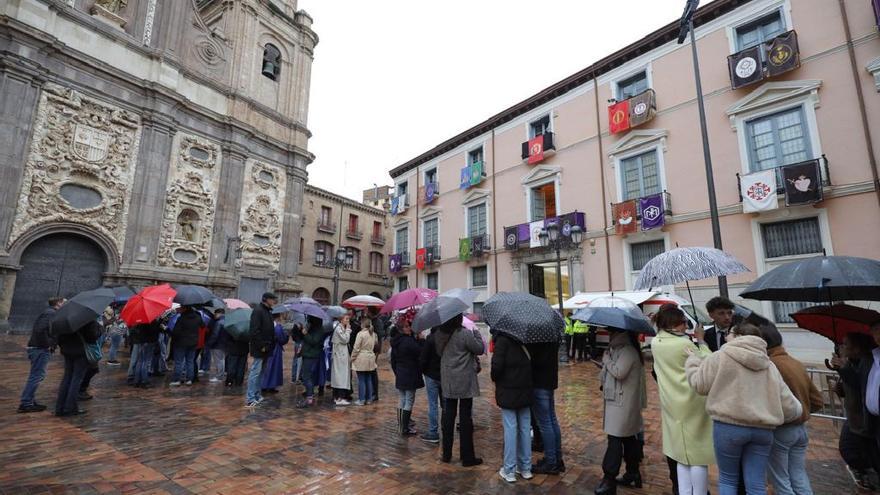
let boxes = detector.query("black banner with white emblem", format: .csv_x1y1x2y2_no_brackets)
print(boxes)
782,159,822,206
765,31,800,78
504,226,518,251
728,45,764,90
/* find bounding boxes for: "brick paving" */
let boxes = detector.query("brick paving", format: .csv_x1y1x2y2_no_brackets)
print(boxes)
0,334,857,494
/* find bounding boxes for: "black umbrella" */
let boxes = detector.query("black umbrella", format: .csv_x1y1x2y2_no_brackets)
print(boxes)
173,285,214,306
51,287,116,335
106,285,136,304
571,296,655,335
481,292,564,344
740,255,880,302
411,288,477,332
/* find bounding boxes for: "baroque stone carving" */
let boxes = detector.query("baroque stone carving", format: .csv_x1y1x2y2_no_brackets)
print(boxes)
238,160,287,268
8,83,142,262
142,0,157,45
157,133,222,270
94,0,127,13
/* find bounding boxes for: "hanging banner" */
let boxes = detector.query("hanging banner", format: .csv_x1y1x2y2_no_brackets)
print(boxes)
874,0,880,29
782,160,822,206
517,223,530,245
460,167,470,189
504,226,519,250
608,99,631,134
470,161,483,185
415,248,426,270
397,193,406,212
471,235,485,256
628,90,656,128
728,45,764,90
458,238,471,261
528,220,544,248
389,254,402,273
612,200,638,235
765,31,800,78
425,182,436,204
639,193,665,230
527,135,544,165
740,169,778,213
390,196,400,216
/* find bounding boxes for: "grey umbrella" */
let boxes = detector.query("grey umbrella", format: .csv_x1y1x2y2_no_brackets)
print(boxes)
324,306,349,318
571,297,655,335
481,292,565,344
634,247,750,291
173,285,214,306
411,288,478,332
283,296,320,306
740,255,880,302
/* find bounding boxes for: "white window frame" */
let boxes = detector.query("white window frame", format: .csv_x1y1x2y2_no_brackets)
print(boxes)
469,264,490,289
421,215,440,248
610,64,653,101
610,139,668,204
465,202,488,238
867,57,880,92
394,226,409,254
526,113,554,140
724,0,793,54
623,232,670,291
425,271,440,292
521,166,562,223
750,208,833,324
727,81,823,177
467,146,484,166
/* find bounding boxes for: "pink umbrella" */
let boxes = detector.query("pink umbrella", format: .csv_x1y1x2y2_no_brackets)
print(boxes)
223,298,251,309
380,288,438,314
342,294,386,309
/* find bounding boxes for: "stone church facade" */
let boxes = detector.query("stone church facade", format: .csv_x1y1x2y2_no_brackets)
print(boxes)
0,0,318,331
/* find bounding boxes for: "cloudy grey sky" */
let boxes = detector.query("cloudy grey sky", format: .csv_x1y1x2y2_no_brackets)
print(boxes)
302,0,688,201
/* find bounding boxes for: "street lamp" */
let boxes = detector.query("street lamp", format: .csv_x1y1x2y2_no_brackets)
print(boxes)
330,247,354,305
539,223,583,363
382,274,391,300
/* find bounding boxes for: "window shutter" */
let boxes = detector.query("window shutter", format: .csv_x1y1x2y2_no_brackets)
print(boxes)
521,141,529,160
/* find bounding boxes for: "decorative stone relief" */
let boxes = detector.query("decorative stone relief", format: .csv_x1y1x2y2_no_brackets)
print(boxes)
157,133,222,270
8,83,142,262
142,0,157,45
91,0,128,29
238,160,287,268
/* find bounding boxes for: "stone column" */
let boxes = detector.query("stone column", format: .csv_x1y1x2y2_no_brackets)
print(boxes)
0,267,19,333
276,167,307,297
569,247,585,294
209,147,247,278
510,258,524,292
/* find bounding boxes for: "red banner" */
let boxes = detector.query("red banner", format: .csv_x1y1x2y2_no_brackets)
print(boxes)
609,100,631,134
415,248,426,270
612,200,638,235
527,135,544,165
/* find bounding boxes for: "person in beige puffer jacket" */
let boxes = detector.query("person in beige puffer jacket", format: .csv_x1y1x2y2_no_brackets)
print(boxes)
685,323,802,495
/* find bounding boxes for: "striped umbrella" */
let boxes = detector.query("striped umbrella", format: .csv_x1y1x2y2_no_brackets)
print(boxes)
633,247,750,291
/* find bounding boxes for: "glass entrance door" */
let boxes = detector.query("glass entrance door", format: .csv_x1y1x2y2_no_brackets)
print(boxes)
527,261,570,305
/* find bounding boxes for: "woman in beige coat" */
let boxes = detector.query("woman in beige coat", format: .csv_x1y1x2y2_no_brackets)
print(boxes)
350,320,377,405
595,329,647,495
685,323,802,495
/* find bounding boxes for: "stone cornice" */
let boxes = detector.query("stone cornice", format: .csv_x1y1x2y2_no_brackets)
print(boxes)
305,185,388,217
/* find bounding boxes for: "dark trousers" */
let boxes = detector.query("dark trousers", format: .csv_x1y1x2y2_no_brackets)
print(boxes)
602,434,640,480
564,335,574,359
55,355,88,414
370,370,379,400
80,364,99,393
573,334,587,361
587,330,598,359
839,421,880,471
442,398,476,462
225,354,247,386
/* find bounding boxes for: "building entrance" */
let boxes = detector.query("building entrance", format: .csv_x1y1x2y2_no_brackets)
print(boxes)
527,261,570,306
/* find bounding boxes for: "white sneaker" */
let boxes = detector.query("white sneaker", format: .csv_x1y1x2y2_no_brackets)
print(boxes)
516,469,534,480
335,399,350,406
209,377,220,383
169,381,181,387
184,380,193,386
353,400,364,406
255,397,265,405
499,469,516,483
198,370,206,375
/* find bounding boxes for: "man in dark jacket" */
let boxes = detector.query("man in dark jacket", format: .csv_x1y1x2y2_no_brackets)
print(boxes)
245,292,277,407
170,306,202,386
18,297,65,413
527,340,564,475
419,330,443,443
704,296,735,353
54,319,101,416
298,315,326,406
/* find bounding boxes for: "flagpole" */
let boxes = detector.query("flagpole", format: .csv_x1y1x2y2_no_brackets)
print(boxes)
687,17,729,298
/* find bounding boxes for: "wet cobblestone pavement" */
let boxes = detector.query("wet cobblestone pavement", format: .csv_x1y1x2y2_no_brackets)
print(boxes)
0,335,857,494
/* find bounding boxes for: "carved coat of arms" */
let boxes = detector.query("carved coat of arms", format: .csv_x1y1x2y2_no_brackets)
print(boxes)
72,124,111,162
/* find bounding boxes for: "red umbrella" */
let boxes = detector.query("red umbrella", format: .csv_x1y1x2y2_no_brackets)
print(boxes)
121,284,177,327
790,304,880,344
342,294,385,310
380,288,438,314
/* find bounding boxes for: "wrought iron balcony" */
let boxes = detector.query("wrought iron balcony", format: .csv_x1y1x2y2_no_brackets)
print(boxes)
610,191,673,226
520,132,556,161
503,211,586,251
458,234,491,261
370,233,385,246
345,228,363,240
425,244,441,264
317,220,337,234
736,156,830,201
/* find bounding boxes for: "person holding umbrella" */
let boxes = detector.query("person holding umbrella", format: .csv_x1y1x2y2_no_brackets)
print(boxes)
391,311,424,436
17,297,65,413
491,329,533,483
170,306,202,387
704,297,736,353
245,292,277,407
300,315,328,407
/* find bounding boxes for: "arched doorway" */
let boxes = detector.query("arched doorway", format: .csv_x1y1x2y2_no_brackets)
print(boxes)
341,289,358,303
311,287,330,306
9,233,107,331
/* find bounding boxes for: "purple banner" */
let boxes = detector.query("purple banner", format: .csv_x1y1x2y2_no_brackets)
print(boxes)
425,182,436,203
874,0,880,28
639,194,665,231
389,254,402,273
517,224,530,244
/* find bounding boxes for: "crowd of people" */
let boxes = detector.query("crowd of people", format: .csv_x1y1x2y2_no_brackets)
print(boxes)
14,289,880,494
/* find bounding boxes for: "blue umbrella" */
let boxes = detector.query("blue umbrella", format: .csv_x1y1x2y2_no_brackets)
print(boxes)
571,296,655,335
285,303,328,320
324,305,348,318
106,285,136,304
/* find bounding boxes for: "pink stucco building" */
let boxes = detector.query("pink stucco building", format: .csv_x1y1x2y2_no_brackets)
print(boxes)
386,0,880,333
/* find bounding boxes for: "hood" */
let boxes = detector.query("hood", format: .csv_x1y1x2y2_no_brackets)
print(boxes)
722,335,771,371
609,331,630,349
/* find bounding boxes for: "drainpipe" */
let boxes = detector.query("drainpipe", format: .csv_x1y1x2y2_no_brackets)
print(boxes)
414,171,420,289
491,128,500,294
838,0,880,214
592,71,614,290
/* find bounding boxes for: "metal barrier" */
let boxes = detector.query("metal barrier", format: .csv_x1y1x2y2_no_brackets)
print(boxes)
806,368,845,424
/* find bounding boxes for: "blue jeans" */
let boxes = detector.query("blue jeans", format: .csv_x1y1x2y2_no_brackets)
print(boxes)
107,333,123,361
134,343,155,385
533,388,562,466
172,345,196,383
20,348,51,406
291,344,302,382
769,423,813,495
398,389,415,411
55,355,88,414
357,371,374,402
302,358,318,398
713,421,773,495
502,407,532,475
127,343,141,383
199,348,211,372
246,357,264,403
424,375,442,437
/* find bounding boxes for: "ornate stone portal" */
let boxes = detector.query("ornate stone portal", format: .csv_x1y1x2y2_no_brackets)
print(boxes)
238,160,287,269
8,83,142,262
157,133,222,270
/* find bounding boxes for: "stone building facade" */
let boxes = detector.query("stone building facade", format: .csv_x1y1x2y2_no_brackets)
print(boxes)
299,185,391,306
0,0,318,331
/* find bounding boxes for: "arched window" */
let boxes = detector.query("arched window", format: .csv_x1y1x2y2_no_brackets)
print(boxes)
312,287,330,306
314,241,334,266
262,43,282,81
341,289,358,302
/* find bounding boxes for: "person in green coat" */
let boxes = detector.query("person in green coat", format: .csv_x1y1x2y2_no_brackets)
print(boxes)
651,305,714,495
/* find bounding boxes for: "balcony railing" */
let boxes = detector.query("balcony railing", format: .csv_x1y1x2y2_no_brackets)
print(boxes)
608,89,657,135
736,156,830,202
610,191,673,226
458,233,491,261
390,195,410,216
317,220,337,234
504,211,586,251
389,251,410,273
370,233,385,246
520,132,556,163
419,182,440,205
426,244,441,264
346,228,363,240
728,30,800,90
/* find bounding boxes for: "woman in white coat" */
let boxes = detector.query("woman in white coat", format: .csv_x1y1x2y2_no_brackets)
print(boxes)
331,315,352,406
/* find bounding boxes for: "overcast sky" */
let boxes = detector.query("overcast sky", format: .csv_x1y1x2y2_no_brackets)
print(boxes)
301,0,688,201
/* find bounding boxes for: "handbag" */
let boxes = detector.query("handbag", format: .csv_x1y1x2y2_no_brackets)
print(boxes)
78,331,103,365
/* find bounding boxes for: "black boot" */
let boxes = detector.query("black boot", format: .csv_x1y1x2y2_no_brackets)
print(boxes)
401,410,416,436
617,471,642,488
595,478,617,495
396,409,402,434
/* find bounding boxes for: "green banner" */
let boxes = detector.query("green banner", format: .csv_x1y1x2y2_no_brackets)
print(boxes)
469,161,483,186
458,238,472,261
